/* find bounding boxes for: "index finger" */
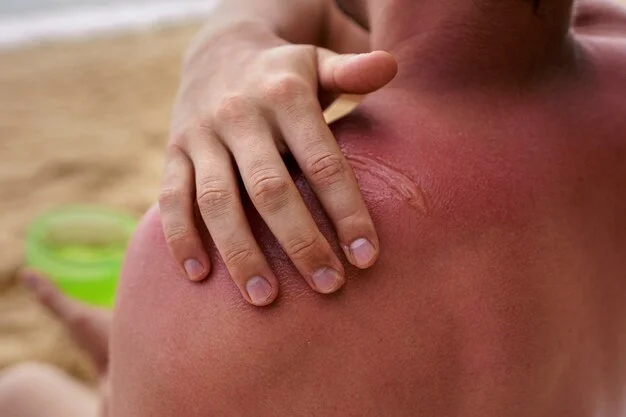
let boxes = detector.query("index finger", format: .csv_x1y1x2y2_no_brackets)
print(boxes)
275,98,379,269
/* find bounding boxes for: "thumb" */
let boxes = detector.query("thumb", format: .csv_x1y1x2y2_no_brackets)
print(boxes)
317,49,398,95
21,270,110,374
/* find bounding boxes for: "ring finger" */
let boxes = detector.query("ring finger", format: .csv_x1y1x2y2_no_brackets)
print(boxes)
189,134,279,306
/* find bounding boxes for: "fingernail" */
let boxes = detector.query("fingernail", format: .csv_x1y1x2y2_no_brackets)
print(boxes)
183,259,204,280
349,238,376,268
246,276,273,305
312,267,342,294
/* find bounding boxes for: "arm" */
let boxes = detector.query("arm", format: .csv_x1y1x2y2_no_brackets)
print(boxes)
193,0,370,53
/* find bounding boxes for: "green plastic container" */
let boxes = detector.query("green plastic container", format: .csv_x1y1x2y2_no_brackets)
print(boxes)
26,207,137,307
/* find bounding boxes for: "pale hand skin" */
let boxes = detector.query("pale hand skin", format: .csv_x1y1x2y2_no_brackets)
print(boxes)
21,272,111,417
161,5,398,306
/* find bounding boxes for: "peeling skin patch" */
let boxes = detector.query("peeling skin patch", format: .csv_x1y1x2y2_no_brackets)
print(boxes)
346,154,428,215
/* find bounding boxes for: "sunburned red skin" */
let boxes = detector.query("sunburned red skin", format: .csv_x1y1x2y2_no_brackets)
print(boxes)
110,2,626,416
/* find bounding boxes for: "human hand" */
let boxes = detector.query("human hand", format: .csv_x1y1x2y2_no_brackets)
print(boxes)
161,23,397,306
21,271,110,417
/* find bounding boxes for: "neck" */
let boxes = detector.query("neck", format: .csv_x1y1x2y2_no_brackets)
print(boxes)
369,0,576,92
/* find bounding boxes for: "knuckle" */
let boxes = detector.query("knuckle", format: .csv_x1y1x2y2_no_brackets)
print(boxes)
249,169,291,212
306,153,347,189
158,187,181,212
213,94,253,124
263,74,311,106
286,232,322,260
196,178,234,218
168,129,191,148
338,209,369,230
222,241,256,269
163,224,189,246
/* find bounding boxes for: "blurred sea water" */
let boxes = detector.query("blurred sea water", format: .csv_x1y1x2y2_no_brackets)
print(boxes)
0,0,177,16
0,0,218,48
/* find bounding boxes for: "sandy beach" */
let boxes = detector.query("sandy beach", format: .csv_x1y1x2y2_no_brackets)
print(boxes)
0,22,358,381
0,23,204,380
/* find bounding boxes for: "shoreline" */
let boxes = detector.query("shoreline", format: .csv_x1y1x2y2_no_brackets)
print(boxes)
0,0,216,49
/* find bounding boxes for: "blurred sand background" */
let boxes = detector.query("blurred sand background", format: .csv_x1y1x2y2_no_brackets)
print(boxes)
0,22,357,381
0,23,202,381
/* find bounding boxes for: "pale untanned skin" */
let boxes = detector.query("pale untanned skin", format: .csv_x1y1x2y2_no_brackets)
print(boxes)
111,1,626,416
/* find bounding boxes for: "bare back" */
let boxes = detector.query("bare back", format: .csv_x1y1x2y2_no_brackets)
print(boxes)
110,15,626,417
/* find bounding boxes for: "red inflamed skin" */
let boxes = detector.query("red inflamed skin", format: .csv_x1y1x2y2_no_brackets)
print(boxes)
110,1,626,416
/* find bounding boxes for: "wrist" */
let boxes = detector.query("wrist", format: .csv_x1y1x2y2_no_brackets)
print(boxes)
184,19,281,67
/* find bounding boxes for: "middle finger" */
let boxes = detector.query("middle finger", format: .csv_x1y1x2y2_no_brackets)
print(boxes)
218,111,345,294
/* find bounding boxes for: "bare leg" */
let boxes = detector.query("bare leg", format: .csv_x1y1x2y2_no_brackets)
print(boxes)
0,362,98,417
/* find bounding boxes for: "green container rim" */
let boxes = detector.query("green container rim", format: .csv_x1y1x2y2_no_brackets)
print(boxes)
26,206,138,281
